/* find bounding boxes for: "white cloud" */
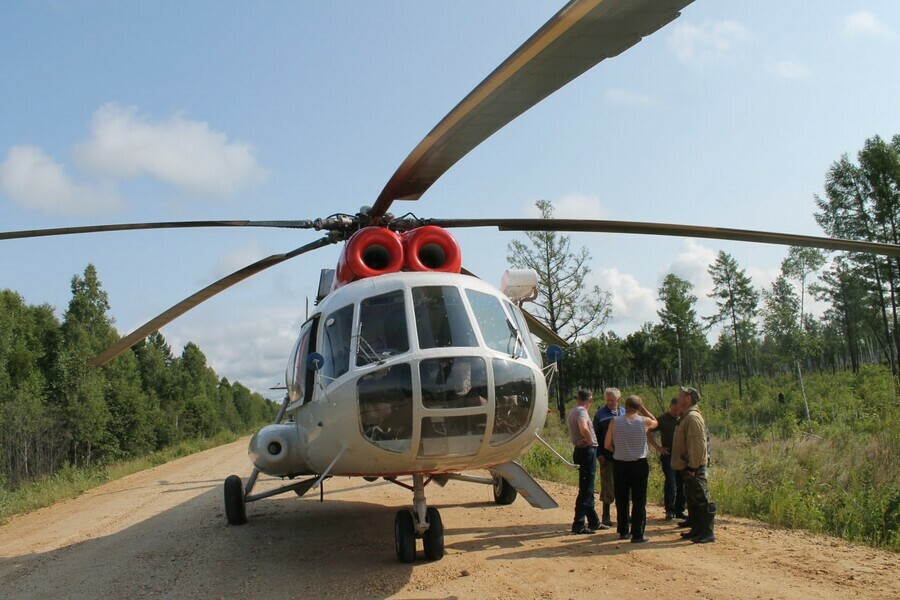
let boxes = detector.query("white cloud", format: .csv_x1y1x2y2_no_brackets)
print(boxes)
665,239,717,299
843,11,892,38
669,20,751,67
523,193,605,219
597,267,657,332
605,88,654,107
767,58,810,80
0,145,122,216
73,103,268,195
165,306,304,395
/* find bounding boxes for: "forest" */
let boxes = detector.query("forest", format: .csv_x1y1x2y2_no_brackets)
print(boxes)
0,264,276,493
518,134,900,550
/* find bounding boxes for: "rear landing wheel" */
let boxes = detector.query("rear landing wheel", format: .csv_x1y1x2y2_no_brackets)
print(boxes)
394,509,416,563
422,507,444,561
224,475,247,525
492,473,518,505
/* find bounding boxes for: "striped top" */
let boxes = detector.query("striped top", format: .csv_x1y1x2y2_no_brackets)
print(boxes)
612,415,648,461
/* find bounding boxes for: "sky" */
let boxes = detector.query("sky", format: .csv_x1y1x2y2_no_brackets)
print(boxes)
2,1,899,396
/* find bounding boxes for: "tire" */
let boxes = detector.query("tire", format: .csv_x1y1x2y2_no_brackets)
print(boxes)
492,474,518,505
224,475,247,525
422,507,444,561
394,510,416,563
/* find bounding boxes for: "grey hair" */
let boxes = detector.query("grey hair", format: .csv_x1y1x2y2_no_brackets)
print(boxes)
604,387,621,400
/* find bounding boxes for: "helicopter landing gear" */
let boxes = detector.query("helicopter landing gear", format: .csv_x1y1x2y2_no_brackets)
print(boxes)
224,474,247,525
393,474,444,563
492,472,518,505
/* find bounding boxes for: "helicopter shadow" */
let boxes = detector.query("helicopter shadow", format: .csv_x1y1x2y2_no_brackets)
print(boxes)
0,487,417,599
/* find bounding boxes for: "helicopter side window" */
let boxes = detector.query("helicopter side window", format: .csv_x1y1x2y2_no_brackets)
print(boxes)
504,300,538,361
288,317,318,404
466,289,522,357
322,304,353,382
412,286,477,349
490,358,535,446
356,290,409,366
357,363,413,453
420,356,488,409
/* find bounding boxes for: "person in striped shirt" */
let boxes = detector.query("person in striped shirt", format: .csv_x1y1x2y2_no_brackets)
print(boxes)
604,395,658,543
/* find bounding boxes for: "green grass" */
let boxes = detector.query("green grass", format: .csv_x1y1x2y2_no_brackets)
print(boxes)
0,431,243,523
526,373,900,552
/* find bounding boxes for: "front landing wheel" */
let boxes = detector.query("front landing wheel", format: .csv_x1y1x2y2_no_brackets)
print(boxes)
492,474,518,505
422,507,444,561
224,475,247,525
394,510,416,563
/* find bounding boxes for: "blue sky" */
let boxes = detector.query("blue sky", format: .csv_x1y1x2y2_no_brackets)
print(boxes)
2,1,899,394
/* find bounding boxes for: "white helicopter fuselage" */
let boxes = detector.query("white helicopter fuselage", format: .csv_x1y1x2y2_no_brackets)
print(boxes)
249,271,549,478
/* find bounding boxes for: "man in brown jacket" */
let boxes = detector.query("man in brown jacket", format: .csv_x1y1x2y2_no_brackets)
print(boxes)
671,386,716,544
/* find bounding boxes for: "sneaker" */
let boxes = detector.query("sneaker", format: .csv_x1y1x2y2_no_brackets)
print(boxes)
601,519,613,527
571,525,595,535
631,536,650,544
665,511,675,521
673,511,687,520
588,522,610,531
618,533,629,540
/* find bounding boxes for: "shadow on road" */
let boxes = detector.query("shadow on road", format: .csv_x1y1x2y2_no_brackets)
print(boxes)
0,487,416,599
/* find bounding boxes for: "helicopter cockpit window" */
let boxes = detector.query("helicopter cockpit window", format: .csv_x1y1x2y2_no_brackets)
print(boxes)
420,357,488,409
504,300,539,362
490,358,535,446
356,290,409,366
288,317,316,404
466,289,523,357
418,414,486,458
412,286,477,349
322,304,353,383
357,363,413,453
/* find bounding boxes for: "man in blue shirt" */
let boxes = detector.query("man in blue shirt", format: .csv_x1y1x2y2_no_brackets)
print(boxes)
593,387,625,527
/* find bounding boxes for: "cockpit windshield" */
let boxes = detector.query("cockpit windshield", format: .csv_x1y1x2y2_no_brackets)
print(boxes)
412,286,477,349
466,289,524,358
357,290,410,366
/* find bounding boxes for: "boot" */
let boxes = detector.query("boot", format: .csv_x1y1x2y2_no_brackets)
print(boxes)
601,502,612,527
691,503,716,544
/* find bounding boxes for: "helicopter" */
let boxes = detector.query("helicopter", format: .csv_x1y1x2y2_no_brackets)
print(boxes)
3,0,900,564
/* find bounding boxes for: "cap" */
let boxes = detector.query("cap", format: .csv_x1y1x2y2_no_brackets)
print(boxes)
680,386,701,404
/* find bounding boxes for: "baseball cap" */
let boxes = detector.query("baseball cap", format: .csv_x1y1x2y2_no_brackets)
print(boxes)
680,386,701,403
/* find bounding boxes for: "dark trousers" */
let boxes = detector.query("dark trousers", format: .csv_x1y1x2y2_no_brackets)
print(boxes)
660,454,685,514
683,465,712,517
572,446,600,527
613,458,649,538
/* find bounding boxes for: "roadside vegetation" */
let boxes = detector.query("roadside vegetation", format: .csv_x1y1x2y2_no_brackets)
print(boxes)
0,266,277,522
524,367,900,551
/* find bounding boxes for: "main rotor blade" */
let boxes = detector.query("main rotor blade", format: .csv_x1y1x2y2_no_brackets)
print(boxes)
0,220,315,241
370,0,693,217
90,236,335,367
430,218,900,258
460,267,568,348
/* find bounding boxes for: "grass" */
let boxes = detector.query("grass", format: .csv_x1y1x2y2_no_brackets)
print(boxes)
0,431,243,524
525,379,900,552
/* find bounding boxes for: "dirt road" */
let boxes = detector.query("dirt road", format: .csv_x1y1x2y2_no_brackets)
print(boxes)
1,438,897,599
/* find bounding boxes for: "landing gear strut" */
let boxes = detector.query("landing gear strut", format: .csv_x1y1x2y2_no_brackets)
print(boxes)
393,474,444,562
